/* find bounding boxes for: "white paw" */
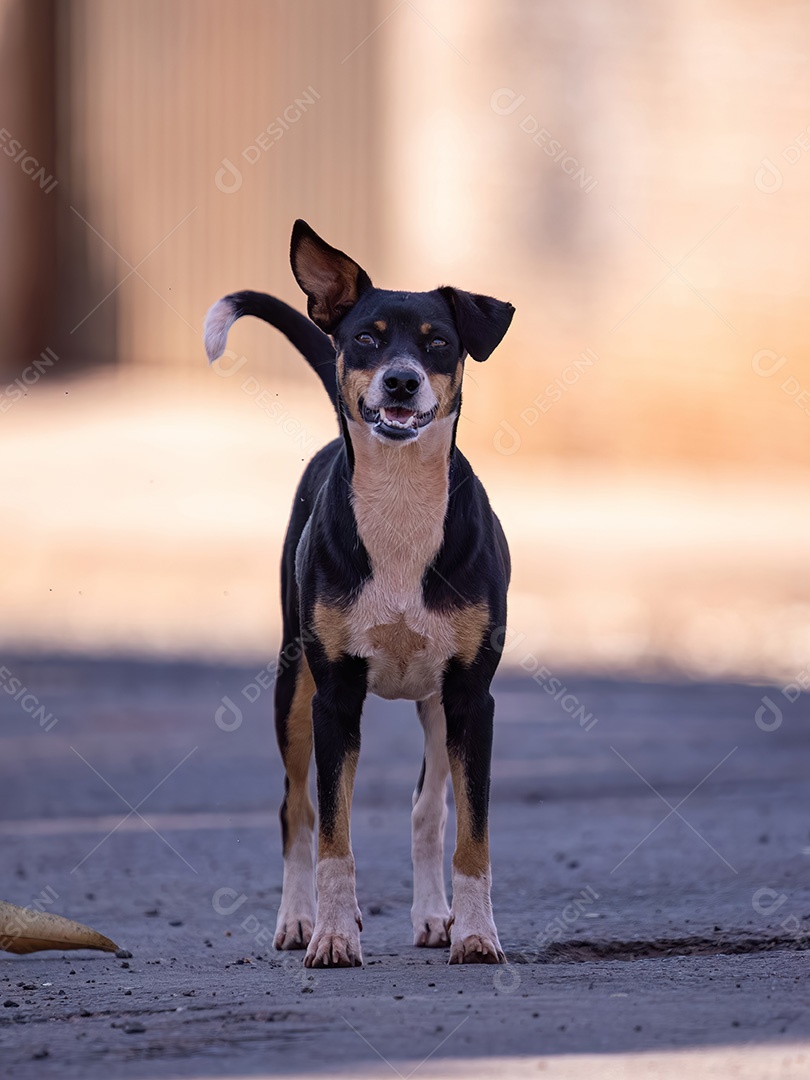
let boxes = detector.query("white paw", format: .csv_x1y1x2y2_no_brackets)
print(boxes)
273,910,314,951
448,928,505,964
274,831,316,950
304,856,363,967
412,909,451,947
448,870,505,964
304,919,363,967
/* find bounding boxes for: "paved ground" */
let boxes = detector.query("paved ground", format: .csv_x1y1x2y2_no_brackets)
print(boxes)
1,656,809,1078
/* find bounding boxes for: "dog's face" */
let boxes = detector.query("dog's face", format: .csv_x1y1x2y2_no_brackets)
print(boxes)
333,291,465,442
291,220,514,445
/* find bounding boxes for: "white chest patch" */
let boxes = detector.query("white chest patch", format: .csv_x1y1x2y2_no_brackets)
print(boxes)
310,417,488,700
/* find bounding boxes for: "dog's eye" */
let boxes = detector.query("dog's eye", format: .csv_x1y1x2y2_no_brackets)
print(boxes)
355,332,375,346
429,337,448,348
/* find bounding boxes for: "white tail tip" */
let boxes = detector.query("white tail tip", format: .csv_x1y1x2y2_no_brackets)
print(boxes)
203,298,237,362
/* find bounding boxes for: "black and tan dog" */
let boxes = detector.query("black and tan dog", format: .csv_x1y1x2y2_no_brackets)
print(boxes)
204,221,514,966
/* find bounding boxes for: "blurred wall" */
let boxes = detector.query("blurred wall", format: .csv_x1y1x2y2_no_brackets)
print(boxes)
378,1,810,468
2,0,810,468
0,0,57,367
2,0,380,373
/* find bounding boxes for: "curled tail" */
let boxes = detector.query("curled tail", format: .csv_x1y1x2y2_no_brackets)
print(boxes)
203,290,337,410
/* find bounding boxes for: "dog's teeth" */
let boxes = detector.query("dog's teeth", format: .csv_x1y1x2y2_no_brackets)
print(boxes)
379,407,418,429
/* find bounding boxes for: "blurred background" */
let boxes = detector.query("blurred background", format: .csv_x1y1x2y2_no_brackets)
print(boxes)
2,0,809,681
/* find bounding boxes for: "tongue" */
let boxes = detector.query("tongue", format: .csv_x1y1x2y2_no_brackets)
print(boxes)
385,407,414,423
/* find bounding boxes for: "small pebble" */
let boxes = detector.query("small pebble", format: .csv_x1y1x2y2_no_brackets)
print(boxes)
115,950,132,959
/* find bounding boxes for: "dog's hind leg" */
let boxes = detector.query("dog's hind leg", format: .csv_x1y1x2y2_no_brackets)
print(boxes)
411,695,452,947
273,641,317,950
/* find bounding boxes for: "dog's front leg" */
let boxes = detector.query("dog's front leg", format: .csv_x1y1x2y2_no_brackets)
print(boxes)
304,655,367,968
443,664,505,964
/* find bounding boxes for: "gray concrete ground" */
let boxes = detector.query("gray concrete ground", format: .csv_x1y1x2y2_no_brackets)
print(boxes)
1,656,809,1079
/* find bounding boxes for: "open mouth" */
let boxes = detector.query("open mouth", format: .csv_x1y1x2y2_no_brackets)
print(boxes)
360,401,438,440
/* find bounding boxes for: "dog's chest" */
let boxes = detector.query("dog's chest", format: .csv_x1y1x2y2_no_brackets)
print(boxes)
344,572,457,700
309,424,488,698
346,428,457,700
350,477,447,698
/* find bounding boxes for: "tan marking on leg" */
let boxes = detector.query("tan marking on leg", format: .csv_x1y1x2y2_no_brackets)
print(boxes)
275,655,316,950
312,602,349,663
448,752,490,878
449,604,490,666
282,656,316,849
319,747,360,860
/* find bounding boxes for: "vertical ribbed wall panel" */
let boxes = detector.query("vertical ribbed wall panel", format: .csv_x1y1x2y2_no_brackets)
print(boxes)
62,0,379,372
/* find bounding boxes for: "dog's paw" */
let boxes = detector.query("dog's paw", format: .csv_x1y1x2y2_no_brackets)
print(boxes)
273,913,314,951
304,925,363,968
448,932,505,965
412,911,451,948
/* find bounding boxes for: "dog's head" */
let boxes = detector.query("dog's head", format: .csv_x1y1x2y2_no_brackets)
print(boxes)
291,220,514,444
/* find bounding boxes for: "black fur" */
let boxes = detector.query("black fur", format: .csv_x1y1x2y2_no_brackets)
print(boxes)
219,289,338,410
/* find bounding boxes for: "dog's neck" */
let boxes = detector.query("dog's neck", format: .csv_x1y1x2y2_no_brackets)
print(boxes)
346,415,456,588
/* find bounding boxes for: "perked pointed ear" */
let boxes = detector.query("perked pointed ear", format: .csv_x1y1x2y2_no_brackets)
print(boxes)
439,287,515,362
290,220,373,333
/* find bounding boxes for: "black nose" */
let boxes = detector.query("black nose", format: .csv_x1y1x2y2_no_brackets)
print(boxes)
382,368,421,399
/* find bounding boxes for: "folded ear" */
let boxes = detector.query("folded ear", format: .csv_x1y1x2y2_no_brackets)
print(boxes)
290,220,373,333
439,287,515,362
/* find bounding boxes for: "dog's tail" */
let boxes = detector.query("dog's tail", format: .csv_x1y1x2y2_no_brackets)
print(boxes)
203,290,338,410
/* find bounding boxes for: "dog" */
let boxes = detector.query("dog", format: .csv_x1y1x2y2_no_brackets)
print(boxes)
204,220,514,966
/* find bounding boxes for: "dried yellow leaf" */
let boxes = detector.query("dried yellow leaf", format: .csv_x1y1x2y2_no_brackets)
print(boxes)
0,900,119,955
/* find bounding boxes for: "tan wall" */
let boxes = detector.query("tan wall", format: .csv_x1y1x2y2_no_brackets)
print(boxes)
3,1,810,467
380,0,810,468
56,0,379,373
